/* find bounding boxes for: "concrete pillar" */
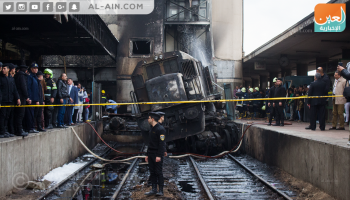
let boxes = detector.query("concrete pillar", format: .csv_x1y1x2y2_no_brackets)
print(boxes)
260,75,268,90
297,64,308,76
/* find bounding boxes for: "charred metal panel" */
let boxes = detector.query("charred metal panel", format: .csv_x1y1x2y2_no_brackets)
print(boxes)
100,0,164,100
145,73,188,111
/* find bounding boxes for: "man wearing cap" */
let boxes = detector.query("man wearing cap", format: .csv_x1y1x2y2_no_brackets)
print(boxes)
273,78,286,126
43,68,57,129
6,64,18,136
268,77,278,126
24,63,40,133
14,65,30,136
0,63,21,138
145,112,166,196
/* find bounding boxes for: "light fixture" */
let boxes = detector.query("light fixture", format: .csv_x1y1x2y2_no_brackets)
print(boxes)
154,55,158,61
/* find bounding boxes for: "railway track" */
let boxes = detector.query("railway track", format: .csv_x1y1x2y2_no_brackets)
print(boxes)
186,155,293,200
39,144,144,200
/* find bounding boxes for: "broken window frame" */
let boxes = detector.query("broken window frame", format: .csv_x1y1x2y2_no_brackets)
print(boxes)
129,38,154,58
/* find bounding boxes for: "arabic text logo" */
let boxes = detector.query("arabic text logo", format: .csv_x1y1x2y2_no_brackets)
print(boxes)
314,3,346,32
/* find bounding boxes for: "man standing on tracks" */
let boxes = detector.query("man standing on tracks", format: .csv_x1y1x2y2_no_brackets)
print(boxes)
267,77,278,126
43,69,57,129
145,112,166,196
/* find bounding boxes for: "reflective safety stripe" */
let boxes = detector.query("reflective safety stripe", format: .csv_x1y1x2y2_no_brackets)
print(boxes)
52,87,57,89
44,94,51,96
102,96,107,99
46,86,51,89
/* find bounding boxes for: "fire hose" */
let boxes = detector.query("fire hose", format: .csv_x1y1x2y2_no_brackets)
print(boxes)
71,122,257,163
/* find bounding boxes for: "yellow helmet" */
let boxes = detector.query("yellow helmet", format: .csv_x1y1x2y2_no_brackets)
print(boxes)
101,90,106,94
273,77,278,83
241,87,246,93
249,88,253,93
261,105,266,111
255,87,259,91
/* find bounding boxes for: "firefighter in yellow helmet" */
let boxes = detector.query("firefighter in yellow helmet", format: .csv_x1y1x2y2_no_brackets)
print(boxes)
101,90,107,112
43,68,57,129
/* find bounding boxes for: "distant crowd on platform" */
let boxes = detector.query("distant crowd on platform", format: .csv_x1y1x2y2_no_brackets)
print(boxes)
0,62,92,138
235,63,350,135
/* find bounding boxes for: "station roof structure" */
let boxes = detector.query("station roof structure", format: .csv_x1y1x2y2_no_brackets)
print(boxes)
243,0,350,77
0,14,118,59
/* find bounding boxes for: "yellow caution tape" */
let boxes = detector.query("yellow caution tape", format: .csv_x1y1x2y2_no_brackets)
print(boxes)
0,95,342,108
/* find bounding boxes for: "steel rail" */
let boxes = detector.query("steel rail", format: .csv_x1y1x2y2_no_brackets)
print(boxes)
110,145,145,200
38,143,117,200
189,156,215,200
227,154,293,200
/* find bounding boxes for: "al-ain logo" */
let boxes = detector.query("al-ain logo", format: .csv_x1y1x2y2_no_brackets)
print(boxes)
314,3,346,32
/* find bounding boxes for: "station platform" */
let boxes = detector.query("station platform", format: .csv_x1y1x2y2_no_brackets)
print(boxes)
235,119,350,200
0,122,103,198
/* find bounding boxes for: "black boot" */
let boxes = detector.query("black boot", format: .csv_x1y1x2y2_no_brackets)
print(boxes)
156,186,164,196
5,132,15,137
15,129,28,137
46,120,53,129
145,184,157,196
37,124,46,132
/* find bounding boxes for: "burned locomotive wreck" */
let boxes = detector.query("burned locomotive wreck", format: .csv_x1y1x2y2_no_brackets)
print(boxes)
107,51,239,155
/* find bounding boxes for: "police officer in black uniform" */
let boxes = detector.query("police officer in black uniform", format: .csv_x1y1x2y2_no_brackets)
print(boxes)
14,65,30,136
0,63,21,138
274,78,286,126
7,64,17,136
43,69,57,129
145,112,166,196
268,77,278,126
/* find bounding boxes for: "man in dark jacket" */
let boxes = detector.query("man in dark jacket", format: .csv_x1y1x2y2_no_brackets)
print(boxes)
65,78,77,125
43,68,57,129
338,63,350,146
0,64,21,138
273,78,286,126
7,64,17,136
268,77,278,126
317,67,331,94
24,63,40,133
36,71,46,132
307,73,328,131
56,73,70,128
14,65,30,136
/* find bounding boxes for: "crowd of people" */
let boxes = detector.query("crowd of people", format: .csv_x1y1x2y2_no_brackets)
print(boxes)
0,62,91,138
235,66,350,132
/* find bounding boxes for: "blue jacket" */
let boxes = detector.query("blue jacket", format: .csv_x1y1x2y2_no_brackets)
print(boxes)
27,72,39,102
68,85,79,104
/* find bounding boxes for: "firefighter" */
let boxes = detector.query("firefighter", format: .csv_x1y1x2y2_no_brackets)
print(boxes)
241,87,249,118
247,88,254,119
14,65,30,136
145,112,166,196
252,87,262,119
101,90,107,112
43,68,57,129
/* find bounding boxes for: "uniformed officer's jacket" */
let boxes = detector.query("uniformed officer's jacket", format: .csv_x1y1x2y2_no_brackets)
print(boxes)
0,74,19,103
242,92,249,105
147,123,166,157
44,77,57,101
269,86,276,103
14,71,29,100
253,92,262,106
275,85,286,105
